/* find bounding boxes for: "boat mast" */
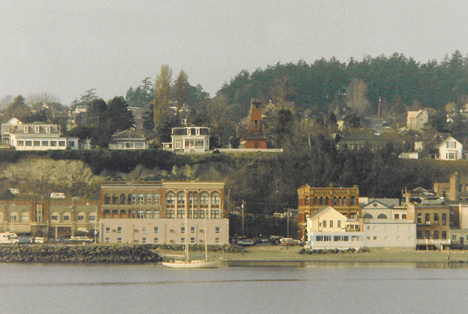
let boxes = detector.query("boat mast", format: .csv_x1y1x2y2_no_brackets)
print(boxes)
185,189,190,262
204,215,208,261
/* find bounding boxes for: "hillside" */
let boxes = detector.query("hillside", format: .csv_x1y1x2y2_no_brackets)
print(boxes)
1,149,466,213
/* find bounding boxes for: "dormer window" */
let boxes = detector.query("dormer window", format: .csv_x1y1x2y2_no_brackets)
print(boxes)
24,126,29,133
35,126,40,133
46,126,50,133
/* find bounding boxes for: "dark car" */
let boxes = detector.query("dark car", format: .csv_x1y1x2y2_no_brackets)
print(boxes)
18,237,32,244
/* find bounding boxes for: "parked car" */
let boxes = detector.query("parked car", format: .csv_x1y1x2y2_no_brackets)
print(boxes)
32,237,44,244
18,237,32,244
68,236,93,243
280,238,298,246
238,239,254,246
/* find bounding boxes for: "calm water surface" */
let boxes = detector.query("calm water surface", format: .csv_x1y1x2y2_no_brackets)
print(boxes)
1,262,468,314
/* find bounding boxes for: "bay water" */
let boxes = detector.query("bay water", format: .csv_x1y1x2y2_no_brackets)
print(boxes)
1,262,468,314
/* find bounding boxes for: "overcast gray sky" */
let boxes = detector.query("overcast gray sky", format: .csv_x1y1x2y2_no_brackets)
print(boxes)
1,0,468,106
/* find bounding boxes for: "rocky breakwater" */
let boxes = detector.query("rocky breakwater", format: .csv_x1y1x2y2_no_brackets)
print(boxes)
0,245,163,264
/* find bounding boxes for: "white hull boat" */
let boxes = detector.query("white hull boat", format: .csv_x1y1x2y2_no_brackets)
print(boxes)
162,259,220,268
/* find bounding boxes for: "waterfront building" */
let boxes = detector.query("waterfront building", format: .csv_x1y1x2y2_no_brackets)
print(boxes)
108,130,148,150
100,181,229,244
363,219,416,248
297,183,360,239
305,206,364,249
405,202,451,250
0,199,101,238
434,172,468,203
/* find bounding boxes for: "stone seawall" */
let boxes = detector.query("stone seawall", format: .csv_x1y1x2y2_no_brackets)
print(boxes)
0,244,163,263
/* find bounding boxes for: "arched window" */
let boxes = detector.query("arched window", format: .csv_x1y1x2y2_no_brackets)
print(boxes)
166,192,175,204
154,193,160,205
314,197,318,205
332,197,337,206
104,194,111,204
138,194,144,204
146,210,152,218
137,210,144,218
211,192,220,205
338,197,342,206
132,194,136,204
343,197,347,206
189,192,198,205
350,196,356,206
305,196,309,205
112,194,119,204
325,197,329,206
377,214,387,219
120,194,126,204
128,194,132,204
146,194,152,205
177,192,185,205
319,197,323,206
200,192,209,205
363,213,373,219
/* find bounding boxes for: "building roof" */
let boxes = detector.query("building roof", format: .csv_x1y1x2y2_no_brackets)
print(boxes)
111,130,146,140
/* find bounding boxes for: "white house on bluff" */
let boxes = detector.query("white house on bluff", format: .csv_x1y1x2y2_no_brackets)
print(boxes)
163,126,210,153
1,118,78,151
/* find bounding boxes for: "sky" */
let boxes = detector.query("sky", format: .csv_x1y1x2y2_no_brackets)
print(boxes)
1,0,468,106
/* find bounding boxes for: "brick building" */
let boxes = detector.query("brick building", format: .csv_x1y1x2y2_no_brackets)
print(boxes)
0,199,101,239
297,183,360,239
99,181,229,244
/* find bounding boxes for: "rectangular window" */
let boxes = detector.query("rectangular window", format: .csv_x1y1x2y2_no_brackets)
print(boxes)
34,141,40,146
77,215,85,221
190,237,195,244
215,226,220,234
17,141,24,146
63,215,70,221
402,214,407,219
329,220,333,228
191,226,195,233
153,211,160,219
177,210,184,219
442,213,447,225
322,220,327,228
106,227,110,233
215,237,220,243
211,210,220,219
434,231,439,239
334,236,341,242
337,220,341,228
142,227,147,234
105,237,110,243
154,227,159,233
25,141,32,146
343,236,349,241
166,210,175,218
434,213,439,221
142,237,147,244
117,227,122,233
117,237,122,243
181,237,185,243
89,215,95,222
395,214,400,219
154,237,159,244
42,141,49,146
59,141,66,147
442,231,447,239
181,226,185,234
452,235,457,240
425,213,429,222
50,141,57,146
51,215,59,221
35,126,39,133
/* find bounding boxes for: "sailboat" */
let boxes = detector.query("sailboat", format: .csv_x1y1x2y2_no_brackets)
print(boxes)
162,190,221,268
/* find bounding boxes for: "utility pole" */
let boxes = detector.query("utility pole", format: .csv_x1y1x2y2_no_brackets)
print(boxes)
242,200,245,237
287,208,290,238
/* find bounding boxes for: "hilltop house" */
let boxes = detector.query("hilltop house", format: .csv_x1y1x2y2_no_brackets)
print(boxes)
407,110,429,132
1,118,78,151
162,126,210,153
108,130,148,150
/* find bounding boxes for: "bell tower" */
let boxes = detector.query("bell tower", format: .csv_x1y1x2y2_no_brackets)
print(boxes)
245,99,267,149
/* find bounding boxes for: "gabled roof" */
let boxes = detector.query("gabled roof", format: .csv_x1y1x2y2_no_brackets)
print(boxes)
438,135,462,148
309,206,347,220
5,117,23,125
112,130,146,140
362,199,391,209
407,110,428,119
